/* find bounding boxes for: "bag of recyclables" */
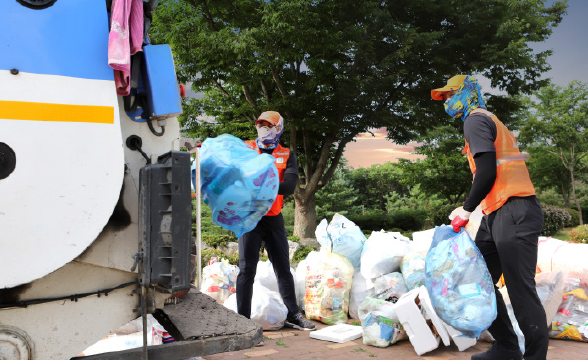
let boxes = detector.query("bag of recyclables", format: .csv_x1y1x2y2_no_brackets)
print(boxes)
425,226,497,338
373,272,409,303
315,214,366,268
358,297,407,347
401,251,426,291
200,134,279,237
200,259,239,304
304,248,354,325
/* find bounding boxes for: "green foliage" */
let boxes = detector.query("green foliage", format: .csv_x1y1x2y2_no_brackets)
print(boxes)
315,160,358,220
152,0,566,235
348,163,407,212
397,128,471,205
347,209,425,232
201,249,239,270
569,225,588,244
566,208,580,228
202,233,237,248
541,204,572,237
431,204,456,227
288,235,300,243
292,245,315,263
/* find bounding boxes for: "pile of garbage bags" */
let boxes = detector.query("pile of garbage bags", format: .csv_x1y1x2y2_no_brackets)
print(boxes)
200,134,279,237
200,259,239,305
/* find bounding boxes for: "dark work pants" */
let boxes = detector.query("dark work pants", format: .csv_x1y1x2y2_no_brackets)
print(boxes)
475,196,548,360
236,225,299,319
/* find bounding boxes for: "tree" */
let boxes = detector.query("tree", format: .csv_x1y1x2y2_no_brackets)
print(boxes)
397,126,472,205
519,81,588,224
151,0,566,237
314,159,357,221
525,144,573,208
348,162,407,212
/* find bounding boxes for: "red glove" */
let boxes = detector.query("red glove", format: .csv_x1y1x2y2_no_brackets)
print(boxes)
449,207,472,232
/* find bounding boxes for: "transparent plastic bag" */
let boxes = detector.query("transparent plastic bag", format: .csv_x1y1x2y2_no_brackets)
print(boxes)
200,260,239,304
425,226,497,338
358,297,407,347
349,268,375,319
373,272,408,303
549,278,588,342
401,251,426,291
315,214,366,268
304,248,354,324
295,259,308,312
200,134,279,237
360,231,412,279
224,283,288,330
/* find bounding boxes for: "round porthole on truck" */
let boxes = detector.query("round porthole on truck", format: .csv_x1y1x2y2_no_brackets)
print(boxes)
16,0,57,10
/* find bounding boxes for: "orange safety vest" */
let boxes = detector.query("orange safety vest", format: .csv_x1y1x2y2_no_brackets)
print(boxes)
463,108,535,215
245,141,290,216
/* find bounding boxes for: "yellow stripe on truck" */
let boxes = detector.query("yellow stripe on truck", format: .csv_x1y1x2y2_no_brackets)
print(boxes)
0,100,114,124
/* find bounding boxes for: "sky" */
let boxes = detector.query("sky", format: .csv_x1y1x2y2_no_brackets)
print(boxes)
344,0,588,169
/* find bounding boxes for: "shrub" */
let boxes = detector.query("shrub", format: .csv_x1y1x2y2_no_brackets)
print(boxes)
431,204,455,227
389,209,428,231
202,233,237,248
346,209,391,232
569,225,588,244
288,235,300,243
541,204,572,236
201,249,239,270
292,245,316,263
566,208,580,228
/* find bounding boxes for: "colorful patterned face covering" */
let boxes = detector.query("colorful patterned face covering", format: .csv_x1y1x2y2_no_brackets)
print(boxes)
255,119,283,150
444,75,486,121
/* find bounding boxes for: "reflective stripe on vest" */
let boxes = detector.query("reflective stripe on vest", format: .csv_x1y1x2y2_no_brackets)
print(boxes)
245,141,290,216
463,108,535,215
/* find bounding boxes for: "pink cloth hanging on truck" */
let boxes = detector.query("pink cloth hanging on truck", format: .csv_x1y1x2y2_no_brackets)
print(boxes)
108,0,144,96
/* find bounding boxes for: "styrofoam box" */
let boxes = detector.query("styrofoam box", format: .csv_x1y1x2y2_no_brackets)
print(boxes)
419,286,476,351
411,228,435,253
393,288,440,356
309,324,363,343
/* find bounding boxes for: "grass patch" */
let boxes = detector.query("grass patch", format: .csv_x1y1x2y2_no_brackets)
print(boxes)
551,227,573,241
276,338,289,348
352,348,367,353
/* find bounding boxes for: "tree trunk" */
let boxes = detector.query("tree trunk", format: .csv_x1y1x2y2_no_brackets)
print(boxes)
569,167,583,225
293,190,317,238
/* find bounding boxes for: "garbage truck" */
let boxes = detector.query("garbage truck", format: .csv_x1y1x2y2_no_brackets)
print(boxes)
0,1,261,359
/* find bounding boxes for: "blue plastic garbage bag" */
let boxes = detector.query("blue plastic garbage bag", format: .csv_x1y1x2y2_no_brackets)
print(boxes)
200,134,279,237
425,225,497,338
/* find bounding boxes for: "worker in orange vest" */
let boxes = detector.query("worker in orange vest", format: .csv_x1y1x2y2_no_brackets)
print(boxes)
432,75,546,360
237,111,316,331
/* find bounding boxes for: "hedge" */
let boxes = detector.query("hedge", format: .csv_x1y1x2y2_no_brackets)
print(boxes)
541,204,572,236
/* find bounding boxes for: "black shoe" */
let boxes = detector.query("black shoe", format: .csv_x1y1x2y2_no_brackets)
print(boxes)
471,342,522,360
284,313,316,331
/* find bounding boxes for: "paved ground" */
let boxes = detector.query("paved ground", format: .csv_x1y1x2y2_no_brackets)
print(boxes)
203,320,588,360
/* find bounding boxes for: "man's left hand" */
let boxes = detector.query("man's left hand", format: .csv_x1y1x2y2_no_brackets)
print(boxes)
449,207,472,232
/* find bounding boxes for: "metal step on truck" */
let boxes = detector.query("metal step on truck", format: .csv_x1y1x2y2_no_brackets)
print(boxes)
0,1,261,359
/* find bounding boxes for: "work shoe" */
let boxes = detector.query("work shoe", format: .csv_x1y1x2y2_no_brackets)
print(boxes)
284,313,316,331
471,342,523,360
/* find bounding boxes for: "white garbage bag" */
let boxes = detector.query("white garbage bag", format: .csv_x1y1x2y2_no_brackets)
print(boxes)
224,283,288,330
254,260,298,300
295,259,308,312
349,268,375,319
315,214,366,268
304,248,354,324
360,230,412,279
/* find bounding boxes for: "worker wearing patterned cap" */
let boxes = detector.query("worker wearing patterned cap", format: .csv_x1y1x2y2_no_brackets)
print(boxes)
432,76,546,360
238,111,316,331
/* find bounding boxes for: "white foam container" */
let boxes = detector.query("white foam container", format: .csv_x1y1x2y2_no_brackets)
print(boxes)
393,288,440,355
419,286,476,352
309,324,363,343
